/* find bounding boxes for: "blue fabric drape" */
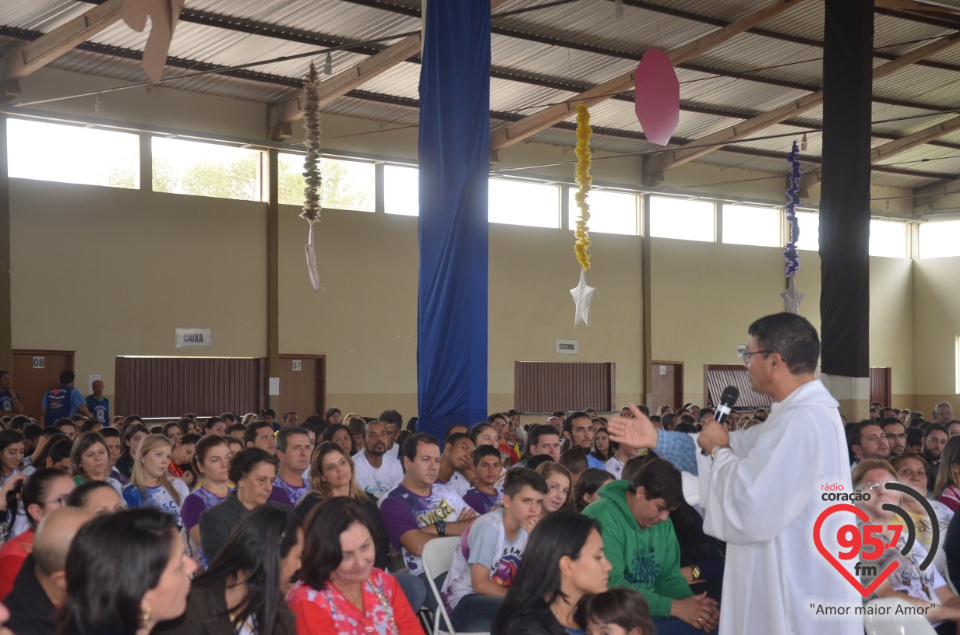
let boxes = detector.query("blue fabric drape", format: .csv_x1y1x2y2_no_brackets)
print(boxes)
417,0,491,438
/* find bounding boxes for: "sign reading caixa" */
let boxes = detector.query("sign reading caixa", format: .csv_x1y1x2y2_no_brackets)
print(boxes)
176,328,212,348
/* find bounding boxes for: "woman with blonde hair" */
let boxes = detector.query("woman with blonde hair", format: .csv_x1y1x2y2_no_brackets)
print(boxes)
934,436,960,511
121,434,190,528
295,442,390,570
240,412,259,428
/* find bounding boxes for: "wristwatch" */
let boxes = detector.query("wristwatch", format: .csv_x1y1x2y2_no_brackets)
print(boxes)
691,564,701,580
435,519,447,536
709,445,728,460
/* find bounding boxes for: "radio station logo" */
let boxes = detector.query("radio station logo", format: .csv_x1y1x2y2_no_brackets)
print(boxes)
813,481,939,597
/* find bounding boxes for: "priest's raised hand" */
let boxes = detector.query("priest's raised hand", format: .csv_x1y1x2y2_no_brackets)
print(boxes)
607,403,658,449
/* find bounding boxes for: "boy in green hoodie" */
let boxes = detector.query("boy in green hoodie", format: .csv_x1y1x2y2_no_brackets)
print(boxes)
583,458,719,634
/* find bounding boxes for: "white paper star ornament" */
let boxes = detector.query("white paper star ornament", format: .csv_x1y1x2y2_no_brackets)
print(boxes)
570,269,596,328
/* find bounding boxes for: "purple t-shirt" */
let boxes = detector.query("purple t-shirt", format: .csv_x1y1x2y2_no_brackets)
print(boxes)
379,484,470,575
463,488,501,515
268,475,309,509
180,486,229,531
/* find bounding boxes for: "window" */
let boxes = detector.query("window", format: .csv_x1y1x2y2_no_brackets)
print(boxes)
793,211,819,252
276,153,375,211
489,179,560,228
7,118,139,189
384,165,419,216
648,196,715,242
153,138,260,201
567,189,639,235
869,219,908,258
919,220,960,258
722,204,781,247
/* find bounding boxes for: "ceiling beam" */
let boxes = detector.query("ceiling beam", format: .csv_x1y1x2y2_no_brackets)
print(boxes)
802,114,960,188
643,33,960,182
488,0,808,152
0,0,122,92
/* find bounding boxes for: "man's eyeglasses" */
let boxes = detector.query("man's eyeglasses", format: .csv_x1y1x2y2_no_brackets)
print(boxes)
742,349,773,363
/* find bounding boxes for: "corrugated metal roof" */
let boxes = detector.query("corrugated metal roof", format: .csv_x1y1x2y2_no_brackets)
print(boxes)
2,0,960,198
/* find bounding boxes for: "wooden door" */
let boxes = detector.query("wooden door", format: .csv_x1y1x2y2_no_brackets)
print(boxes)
11,350,75,420
278,355,325,421
650,361,683,413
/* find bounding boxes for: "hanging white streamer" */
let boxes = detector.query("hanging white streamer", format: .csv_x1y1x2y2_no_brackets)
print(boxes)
305,223,320,292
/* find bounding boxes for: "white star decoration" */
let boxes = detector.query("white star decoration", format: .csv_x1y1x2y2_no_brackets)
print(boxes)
570,268,596,327
781,275,804,314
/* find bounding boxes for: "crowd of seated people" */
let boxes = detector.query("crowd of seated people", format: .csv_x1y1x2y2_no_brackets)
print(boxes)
5,394,878,635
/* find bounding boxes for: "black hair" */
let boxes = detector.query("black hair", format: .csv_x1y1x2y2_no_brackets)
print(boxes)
925,423,949,437
262,409,276,418
9,415,31,430
443,424,468,440
162,421,182,437
228,447,279,484
47,437,74,466
203,416,223,432
400,433,440,464
526,454,554,471
227,423,246,435
66,480,119,508
119,423,149,458
243,420,274,446
79,419,102,433
520,424,560,460
468,422,495,444
621,451,661,484
299,497,378,590
563,411,590,433
98,426,120,439
321,423,356,454
575,588,654,635
492,512,600,634
198,505,299,633
276,426,310,453
629,457,684,508
22,423,43,442
59,370,75,384
670,500,713,564
907,427,924,447
574,468,615,512
378,409,403,427
473,444,501,467
747,312,820,374
503,467,548,498
10,468,71,529
559,446,589,475
192,434,230,477
59,507,178,635
443,432,471,450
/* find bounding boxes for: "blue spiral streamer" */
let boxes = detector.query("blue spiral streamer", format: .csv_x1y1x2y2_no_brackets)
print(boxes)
784,140,802,276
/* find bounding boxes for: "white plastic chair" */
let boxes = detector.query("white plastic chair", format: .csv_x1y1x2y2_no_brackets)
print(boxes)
862,597,937,635
420,536,489,635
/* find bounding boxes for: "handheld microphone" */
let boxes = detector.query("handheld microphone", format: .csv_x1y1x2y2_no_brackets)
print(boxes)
714,386,740,425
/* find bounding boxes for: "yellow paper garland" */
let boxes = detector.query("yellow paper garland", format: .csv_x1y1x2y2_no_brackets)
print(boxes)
574,103,592,270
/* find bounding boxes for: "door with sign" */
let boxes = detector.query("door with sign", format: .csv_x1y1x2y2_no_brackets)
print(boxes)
279,355,325,421
12,350,75,420
650,361,683,414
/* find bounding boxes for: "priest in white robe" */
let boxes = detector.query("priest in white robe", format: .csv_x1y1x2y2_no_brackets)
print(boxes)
610,313,862,635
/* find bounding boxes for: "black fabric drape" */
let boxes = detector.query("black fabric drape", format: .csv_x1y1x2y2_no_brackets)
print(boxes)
819,0,874,378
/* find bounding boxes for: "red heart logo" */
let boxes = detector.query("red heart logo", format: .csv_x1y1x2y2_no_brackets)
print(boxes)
813,503,899,598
